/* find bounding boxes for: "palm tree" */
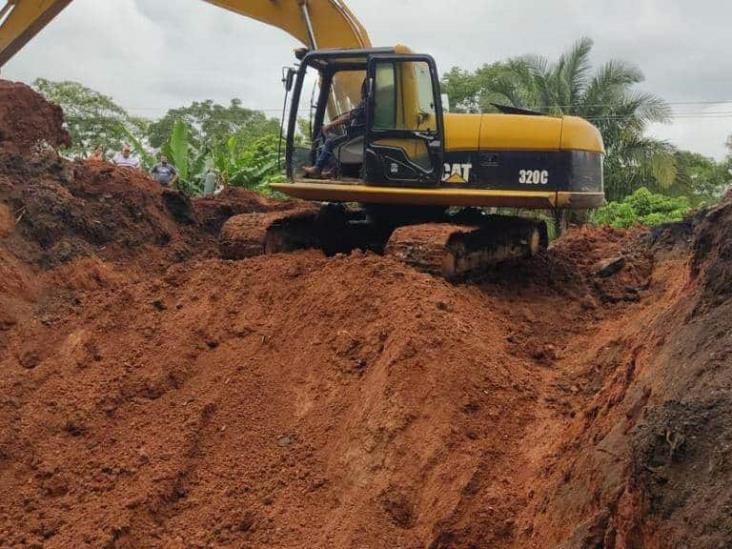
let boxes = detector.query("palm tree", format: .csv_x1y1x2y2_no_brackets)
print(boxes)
443,38,676,201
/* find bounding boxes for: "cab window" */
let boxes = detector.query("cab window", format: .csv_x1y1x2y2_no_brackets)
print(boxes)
373,64,396,130
372,60,437,132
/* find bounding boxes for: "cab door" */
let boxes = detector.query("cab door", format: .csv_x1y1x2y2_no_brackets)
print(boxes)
364,55,444,187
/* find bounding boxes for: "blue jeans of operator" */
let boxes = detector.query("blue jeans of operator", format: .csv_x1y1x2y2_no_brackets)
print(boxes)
315,130,363,170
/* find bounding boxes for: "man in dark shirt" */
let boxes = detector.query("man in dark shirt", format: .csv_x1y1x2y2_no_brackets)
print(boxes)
303,81,368,178
150,155,178,187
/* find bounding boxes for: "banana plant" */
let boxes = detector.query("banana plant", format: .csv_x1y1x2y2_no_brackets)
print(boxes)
211,134,283,191
162,120,208,195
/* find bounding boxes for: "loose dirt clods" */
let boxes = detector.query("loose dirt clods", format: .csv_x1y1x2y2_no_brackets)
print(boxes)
1,81,732,548
0,80,70,155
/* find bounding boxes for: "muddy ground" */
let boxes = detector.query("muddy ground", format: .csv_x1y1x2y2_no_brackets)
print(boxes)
0,81,731,548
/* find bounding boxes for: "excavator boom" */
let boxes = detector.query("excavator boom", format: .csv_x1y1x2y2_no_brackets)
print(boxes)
0,0,371,109
0,0,370,67
204,0,370,49
0,0,72,67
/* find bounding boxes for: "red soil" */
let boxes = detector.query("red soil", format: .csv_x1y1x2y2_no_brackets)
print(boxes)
1,81,731,548
0,80,70,155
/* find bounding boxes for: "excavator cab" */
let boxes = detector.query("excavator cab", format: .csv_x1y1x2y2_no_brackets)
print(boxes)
282,47,447,198
364,54,444,187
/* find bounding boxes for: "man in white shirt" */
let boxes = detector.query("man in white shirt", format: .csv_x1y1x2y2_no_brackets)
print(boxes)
112,144,141,169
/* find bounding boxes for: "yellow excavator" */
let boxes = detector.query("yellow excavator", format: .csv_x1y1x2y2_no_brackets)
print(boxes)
0,0,605,277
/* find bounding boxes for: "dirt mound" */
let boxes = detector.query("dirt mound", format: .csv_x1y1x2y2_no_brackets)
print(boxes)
0,154,201,268
0,80,70,155
3,79,732,547
0,251,542,547
0,81,286,270
1,169,730,547
691,189,732,308
0,152,294,270
195,187,297,235
466,224,653,314
504,199,732,548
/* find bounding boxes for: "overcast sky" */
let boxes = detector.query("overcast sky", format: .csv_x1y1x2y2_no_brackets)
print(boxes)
3,0,731,159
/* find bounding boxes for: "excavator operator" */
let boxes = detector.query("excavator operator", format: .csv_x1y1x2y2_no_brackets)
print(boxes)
303,78,368,178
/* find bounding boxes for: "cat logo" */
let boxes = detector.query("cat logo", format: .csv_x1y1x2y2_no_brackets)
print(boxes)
442,163,473,184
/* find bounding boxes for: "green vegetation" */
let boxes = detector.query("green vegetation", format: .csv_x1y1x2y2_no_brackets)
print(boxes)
672,150,731,205
34,80,283,196
590,187,691,228
146,99,279,150
158,120,208,195
34,79,148,158
211,134,283,192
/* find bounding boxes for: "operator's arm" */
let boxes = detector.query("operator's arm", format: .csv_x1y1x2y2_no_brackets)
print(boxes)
323,111,354,132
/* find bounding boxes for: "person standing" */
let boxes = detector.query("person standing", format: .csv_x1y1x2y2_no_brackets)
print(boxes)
89,144,105,161
150,155,179,188
112,144,141,169
203,167,219,196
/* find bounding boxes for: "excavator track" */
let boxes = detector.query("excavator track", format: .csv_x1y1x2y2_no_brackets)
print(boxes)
219,205,549,279
385,216,547,279
220,204,391,260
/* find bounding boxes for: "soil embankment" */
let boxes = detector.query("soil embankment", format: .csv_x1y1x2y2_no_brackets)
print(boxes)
1,80,731,548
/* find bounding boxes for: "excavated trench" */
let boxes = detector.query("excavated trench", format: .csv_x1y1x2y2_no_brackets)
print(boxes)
1,80,732,548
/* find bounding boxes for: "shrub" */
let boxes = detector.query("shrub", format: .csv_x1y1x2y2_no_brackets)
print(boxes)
591,187,691,229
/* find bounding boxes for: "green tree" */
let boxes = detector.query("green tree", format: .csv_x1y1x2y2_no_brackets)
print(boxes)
442,62,537,114
672,150,731,205
33,78,148,158
146,99,279,149
441,67,487,113
442,38,674,201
